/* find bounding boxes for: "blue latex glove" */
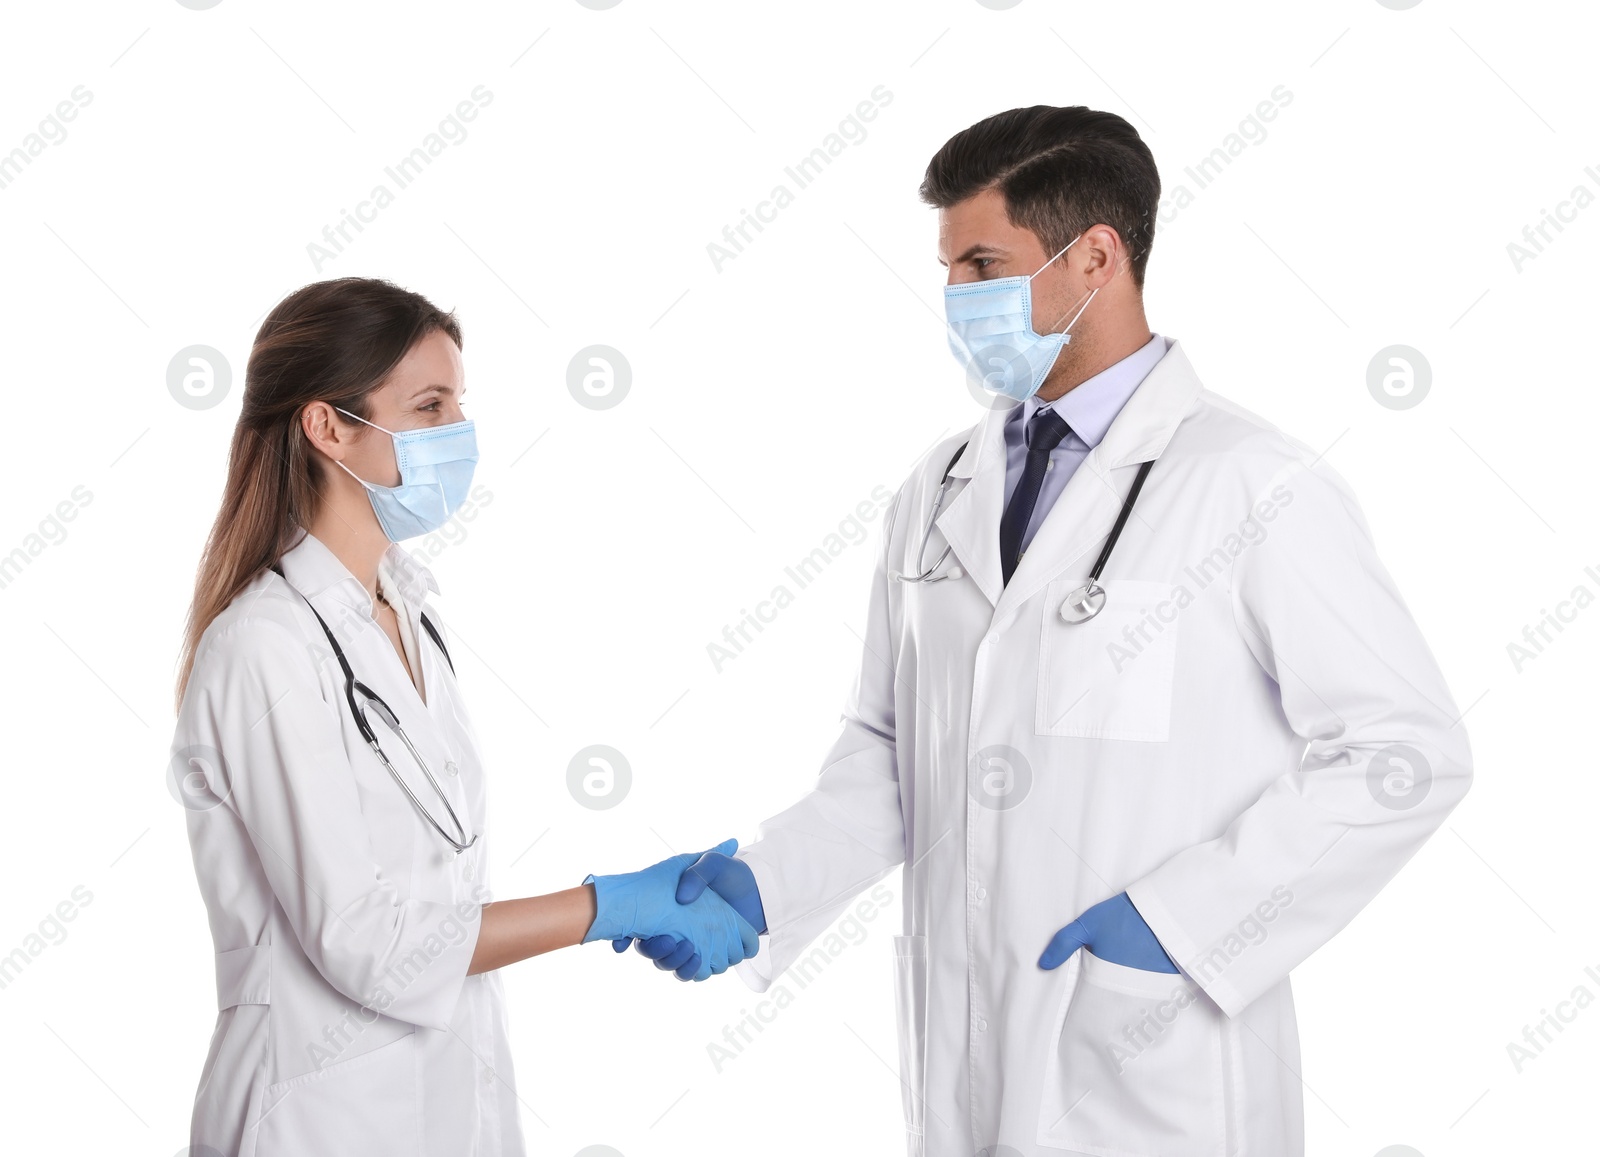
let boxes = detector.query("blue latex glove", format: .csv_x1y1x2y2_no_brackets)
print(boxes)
618,851,767,981
679,851,767,932
632,931,701,980
583,838,759,982
1038,892,1179,973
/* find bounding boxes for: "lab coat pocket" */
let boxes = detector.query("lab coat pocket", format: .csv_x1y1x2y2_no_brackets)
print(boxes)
254,1029,420,1157
892,934,929,1152
1036,577,1178,741
1037,949,1232,1156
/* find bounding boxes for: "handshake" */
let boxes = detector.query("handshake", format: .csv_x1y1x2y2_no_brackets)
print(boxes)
581,838,768,982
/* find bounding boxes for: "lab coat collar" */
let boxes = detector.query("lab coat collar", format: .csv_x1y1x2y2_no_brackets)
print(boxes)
936,337,1203,612
276,526,439,622
1014,331,1167,452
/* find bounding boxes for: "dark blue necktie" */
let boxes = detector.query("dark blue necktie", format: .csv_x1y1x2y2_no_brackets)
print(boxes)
999,407,1071,586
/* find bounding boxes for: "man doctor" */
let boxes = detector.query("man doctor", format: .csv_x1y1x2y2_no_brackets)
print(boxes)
630,104,1472,1156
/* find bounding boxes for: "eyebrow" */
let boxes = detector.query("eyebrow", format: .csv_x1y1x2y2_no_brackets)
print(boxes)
940,243,1006,267
412,383,463,399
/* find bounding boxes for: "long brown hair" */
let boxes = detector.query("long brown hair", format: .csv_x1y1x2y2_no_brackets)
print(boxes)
174,277,463,712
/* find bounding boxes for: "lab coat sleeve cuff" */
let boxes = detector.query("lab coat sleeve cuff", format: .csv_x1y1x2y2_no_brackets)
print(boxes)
1124,880,1250,1019
359,896,482,1031
733,851,782,993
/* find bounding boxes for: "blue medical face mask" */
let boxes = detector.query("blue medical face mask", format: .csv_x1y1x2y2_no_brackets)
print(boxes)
943,233,1099,403
333,406,478,542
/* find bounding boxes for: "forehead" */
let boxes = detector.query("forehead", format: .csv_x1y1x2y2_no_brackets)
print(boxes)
938,187,1028,257
383,329,463,392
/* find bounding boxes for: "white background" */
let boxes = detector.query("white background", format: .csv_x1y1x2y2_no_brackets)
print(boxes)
1,1,1595,1154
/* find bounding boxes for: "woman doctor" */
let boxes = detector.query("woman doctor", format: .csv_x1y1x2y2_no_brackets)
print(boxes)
170,277,758,1157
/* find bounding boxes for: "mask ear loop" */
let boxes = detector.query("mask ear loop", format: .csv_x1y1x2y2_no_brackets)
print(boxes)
333,457,378,492
1029,232,1083,281
1043,285,1100,336
1030,232,1096,336
336,405,397,437
330,406,395,491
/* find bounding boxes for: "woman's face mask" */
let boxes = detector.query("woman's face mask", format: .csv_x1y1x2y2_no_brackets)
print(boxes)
333,406,479,542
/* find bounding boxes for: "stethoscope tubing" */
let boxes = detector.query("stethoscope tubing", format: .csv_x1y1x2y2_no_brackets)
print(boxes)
269,561,478,853
897,441,1157,621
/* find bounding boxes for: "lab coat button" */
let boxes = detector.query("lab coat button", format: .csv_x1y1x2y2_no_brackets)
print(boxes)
975,887,987,900
977,1018,988,1031
481,1066,494,1084
446,760,459,776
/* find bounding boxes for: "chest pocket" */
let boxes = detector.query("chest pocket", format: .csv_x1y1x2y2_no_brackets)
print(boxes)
1035,577,1179,741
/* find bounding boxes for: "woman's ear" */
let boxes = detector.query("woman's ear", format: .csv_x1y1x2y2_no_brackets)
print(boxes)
300,400,350,462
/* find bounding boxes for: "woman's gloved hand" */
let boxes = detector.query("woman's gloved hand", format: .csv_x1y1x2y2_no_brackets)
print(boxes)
582,838,759,982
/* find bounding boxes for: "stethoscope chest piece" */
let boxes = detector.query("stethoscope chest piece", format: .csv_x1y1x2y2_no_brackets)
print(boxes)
1059,580,1106,623
1054,457,1157,625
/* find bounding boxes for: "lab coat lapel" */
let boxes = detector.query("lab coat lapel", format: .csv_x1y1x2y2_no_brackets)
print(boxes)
993,340,1205,621
933,401,1014,608
276,530,457,780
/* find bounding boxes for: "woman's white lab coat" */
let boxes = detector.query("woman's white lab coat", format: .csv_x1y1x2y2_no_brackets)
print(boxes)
732,340,1472,1156
173,528,523,1157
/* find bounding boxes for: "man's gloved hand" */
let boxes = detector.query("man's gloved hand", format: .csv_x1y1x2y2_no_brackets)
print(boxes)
1038,892,1179,973
616,850,767,982
583,838,759,982
678,850,767,932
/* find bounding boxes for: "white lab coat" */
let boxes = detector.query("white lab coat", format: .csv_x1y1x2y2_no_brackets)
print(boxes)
173,528,523,1157
734,340,1471,1156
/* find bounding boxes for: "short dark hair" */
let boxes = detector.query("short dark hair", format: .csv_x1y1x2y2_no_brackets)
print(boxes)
919,105,1160,290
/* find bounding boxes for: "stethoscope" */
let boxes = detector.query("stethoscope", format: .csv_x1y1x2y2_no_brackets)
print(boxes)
271,562,479,854
892,442,971,585
893,441,1156,625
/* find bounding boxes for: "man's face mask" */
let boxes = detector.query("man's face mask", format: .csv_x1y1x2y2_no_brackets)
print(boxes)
943,233,1098,403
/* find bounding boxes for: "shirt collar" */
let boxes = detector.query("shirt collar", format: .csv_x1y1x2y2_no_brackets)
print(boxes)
1011,331,1170,449
276,526,439,620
